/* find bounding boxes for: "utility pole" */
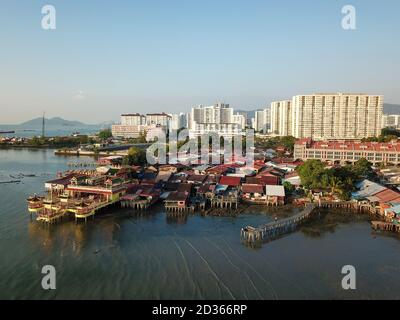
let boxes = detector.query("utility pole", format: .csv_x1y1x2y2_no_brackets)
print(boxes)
42,112,45,138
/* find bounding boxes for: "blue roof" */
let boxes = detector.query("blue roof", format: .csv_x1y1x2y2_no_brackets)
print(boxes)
215,184,228,193
386,204,400,215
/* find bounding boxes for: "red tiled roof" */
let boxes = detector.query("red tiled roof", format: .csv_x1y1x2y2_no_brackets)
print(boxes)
246,177,260,184
218,176,241,187
259,175,279,186
166,191,189,201
374,189,400,203
46,173,85,187
187,174,207,183
285,171,299,179
177,183,192,193
296,139,400,152
271,157,299,164
242,184,264,194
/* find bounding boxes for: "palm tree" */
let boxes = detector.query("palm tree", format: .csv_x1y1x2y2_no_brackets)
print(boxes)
329,176,344,196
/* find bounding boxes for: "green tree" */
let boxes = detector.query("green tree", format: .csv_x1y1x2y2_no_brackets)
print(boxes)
352,158,375,180
283,181,295,194
123,147,147,166
297,159,326,189
30,136,43,146
328,176,344,195
98,128,112,141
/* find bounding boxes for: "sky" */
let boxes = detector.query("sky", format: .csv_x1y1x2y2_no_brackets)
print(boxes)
0,0,399,124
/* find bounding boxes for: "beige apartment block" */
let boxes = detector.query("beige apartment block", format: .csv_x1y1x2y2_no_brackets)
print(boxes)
271,93,383,140
270,100,292,136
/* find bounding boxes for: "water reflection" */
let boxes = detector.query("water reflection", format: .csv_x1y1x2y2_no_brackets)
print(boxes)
300,210,371,238
4,149,400,299
166,214,188,225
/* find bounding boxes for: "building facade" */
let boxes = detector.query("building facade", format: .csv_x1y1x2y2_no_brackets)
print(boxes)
294,138,400,165
120,113,145,126
254,108,271,133
269,93,383,140
112,113,171,138
232,113,246,130
111,124,143,138
382,114,400,129
145,113,172,128
189,103,242,137
270,100,292,136
292,93,383,140
170,113,189,130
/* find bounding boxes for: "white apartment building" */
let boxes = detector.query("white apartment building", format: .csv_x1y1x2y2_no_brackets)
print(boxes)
270,100,292,136
112,113,171,138
189,103,242,138
253,108,271,133
292,93,383,139
112,124,144,138
120,113,145,126
232,113,246,130
269,93,383,140
145,113,172,128
171,113,189,130
382,114,400,129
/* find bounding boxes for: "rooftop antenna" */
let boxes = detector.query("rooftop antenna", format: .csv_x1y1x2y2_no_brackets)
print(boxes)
42,111,45,138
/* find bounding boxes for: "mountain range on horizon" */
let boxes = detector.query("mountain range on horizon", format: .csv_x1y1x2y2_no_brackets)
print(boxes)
0,117,115,129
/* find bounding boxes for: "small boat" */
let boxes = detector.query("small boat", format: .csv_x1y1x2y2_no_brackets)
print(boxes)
0,180,21,184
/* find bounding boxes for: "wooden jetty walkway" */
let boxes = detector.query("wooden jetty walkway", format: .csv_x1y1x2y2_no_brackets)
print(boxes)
371,221,400,233
241,203,318,244
240,201,357,245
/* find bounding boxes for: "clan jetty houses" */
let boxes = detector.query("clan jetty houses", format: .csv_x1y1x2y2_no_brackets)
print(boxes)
294,139,400,165
27,156,296,223
28,156,133,223
351,179,400,228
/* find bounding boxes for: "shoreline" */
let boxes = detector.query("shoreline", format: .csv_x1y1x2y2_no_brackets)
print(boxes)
0,145,127,157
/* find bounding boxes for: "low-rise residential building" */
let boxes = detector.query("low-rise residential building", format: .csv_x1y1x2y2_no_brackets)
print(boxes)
294,139,400,165
265,185,286,206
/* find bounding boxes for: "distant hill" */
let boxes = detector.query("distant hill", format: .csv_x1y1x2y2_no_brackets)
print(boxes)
384,104,400,115
0,117,113,137
235,109,261,120
18,117,99,129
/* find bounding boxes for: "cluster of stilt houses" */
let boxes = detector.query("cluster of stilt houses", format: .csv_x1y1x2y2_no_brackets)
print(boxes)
28,155,292,224
26,153,400,243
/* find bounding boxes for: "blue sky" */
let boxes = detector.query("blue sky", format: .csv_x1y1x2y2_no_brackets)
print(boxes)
0,0,399,124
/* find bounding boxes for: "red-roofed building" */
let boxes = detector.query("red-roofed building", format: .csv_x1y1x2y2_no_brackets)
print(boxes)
218,176,241,187
206,164,240,175
374,189,400,204
294,139,400,165
242,184,264,194
259,175,280,186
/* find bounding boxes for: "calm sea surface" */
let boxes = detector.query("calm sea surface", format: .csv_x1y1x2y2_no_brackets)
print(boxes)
1,148,400,300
